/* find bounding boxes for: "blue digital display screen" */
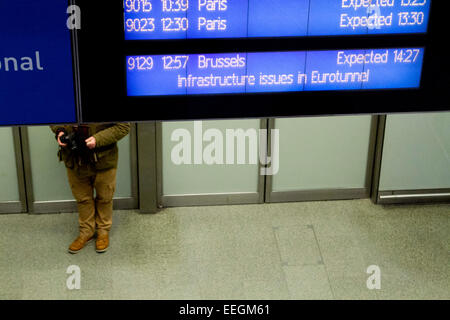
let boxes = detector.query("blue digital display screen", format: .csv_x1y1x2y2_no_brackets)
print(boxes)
0,0,76,126
124,0,431,40
126,48,425,96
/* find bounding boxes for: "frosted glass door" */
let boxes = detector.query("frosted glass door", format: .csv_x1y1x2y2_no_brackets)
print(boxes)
272,116,373,192
379,112,450,191
0,128,20,202
27,126,133,202
161,119,261,196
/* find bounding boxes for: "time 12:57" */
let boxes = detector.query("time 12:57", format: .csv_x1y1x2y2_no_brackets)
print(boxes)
162,56,189,70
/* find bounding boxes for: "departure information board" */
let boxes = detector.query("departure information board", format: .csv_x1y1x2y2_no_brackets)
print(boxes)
127,48,424,96
124,0,431,40
75,0,449,123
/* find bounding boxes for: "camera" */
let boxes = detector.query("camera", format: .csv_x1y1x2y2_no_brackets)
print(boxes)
60,132,87,153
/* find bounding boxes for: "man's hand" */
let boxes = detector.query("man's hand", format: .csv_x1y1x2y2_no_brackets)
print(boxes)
85,136,96,149
57,131,67,147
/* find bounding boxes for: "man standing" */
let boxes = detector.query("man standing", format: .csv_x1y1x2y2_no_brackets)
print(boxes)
50,123,130,254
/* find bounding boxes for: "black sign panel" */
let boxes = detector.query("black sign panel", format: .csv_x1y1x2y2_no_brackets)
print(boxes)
75,0,449,123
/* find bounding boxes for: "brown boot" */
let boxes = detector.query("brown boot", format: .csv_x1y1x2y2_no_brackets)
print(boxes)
68,235,94,254
96,233,109,253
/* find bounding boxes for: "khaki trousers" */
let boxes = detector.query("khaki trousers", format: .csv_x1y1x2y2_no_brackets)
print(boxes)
66,166,117,238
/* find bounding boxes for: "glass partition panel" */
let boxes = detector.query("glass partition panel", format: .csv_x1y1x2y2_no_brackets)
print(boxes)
28,126,73,201
162,119,261,195
116,135,133,198
379,112,450,191
272,116,372,192
28,126,132,202
0,128,20,202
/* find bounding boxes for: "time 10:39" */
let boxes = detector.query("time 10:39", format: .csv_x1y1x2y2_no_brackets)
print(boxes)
162,0,189,12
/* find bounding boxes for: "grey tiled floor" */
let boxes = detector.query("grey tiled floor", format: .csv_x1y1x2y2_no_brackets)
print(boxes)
0,199,449,300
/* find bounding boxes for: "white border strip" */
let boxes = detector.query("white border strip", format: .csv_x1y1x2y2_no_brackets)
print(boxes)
380,193,450,199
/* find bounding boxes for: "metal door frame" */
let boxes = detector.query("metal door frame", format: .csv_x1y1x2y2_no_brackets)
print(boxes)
265,115,380,203
371,115,450,204
154,119,267,208
0,127,27,214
